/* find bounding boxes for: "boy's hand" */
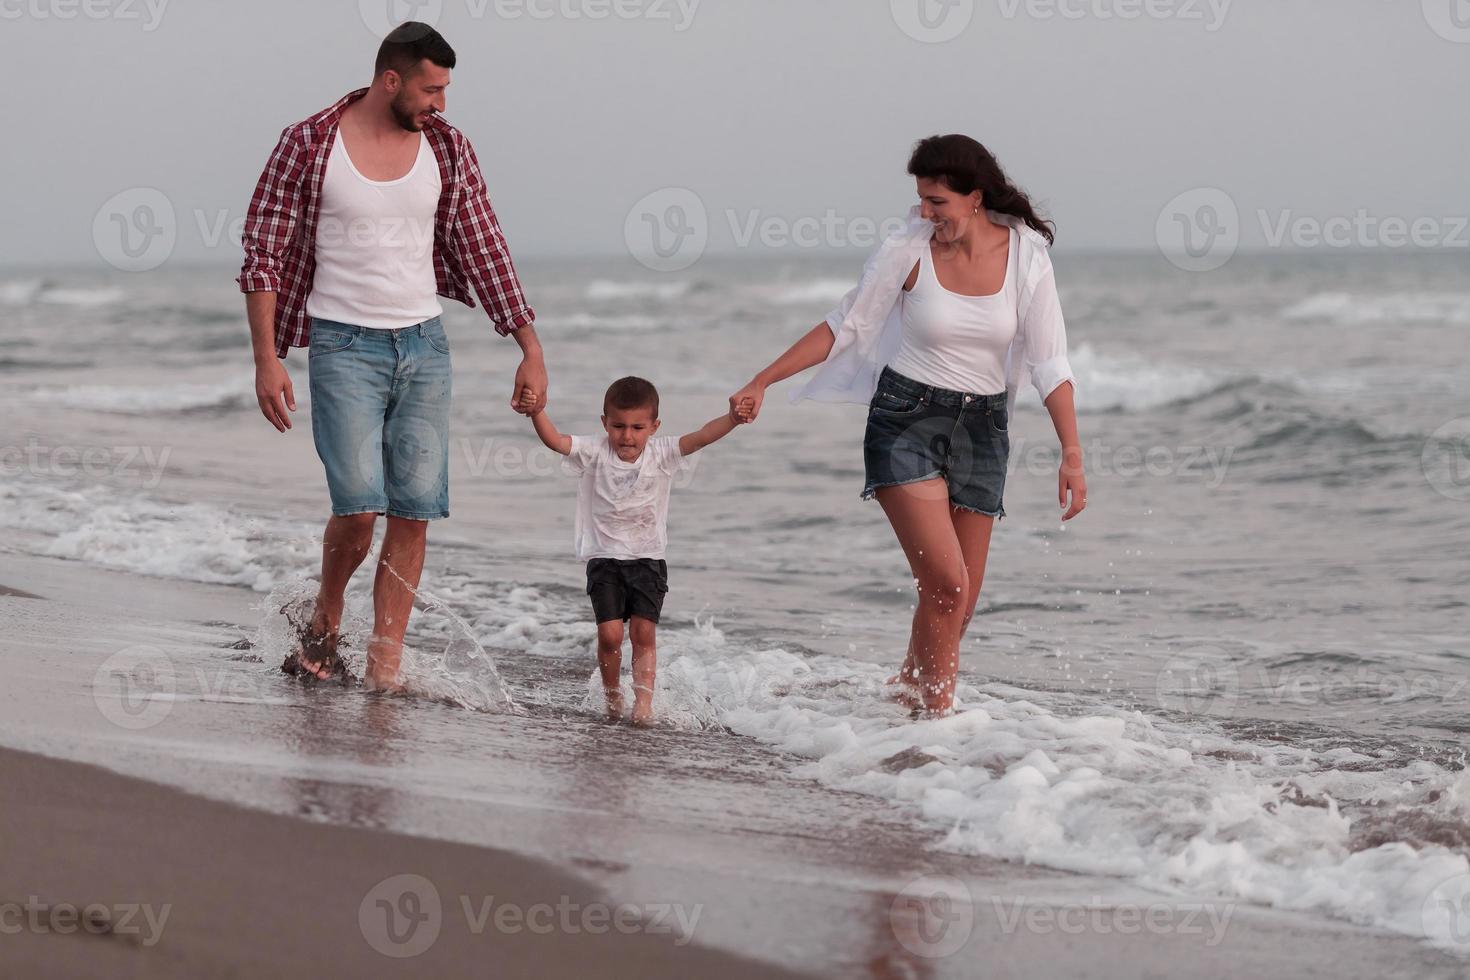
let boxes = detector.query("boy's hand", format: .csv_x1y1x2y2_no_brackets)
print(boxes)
515,384,542,416
729,382,764,423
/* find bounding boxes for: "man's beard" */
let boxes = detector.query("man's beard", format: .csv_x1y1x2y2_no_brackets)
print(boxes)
389,94,422,132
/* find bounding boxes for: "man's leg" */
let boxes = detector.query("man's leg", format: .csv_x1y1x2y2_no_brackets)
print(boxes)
293,513,378,679
311,514,377,634
366,319,453,691
365,516,428,691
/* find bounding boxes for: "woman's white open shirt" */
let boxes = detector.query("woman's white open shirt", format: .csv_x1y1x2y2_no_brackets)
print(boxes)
790,206,1077,420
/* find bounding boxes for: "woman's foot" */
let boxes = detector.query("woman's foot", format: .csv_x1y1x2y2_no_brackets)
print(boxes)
885,660,923,708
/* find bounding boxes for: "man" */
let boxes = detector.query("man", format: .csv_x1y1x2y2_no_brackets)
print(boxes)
238,22,546,690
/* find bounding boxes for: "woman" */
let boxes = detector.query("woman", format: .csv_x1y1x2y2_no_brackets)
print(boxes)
730,135,1086,716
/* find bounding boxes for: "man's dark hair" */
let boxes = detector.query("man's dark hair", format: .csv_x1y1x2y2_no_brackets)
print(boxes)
375,22,456,78
603,377,659,418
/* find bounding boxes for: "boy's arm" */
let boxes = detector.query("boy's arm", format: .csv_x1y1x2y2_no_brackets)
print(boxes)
678,412,739,457
529,406,572,456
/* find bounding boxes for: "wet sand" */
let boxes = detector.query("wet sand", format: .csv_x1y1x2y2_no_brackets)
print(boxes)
0,549,1463,979
0,744,799,979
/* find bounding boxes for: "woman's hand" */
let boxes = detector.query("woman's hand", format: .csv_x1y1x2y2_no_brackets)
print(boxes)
1059,448,1087,520
729,380,766,424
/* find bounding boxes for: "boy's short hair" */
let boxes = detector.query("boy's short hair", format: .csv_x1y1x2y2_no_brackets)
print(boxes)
603,376,659,418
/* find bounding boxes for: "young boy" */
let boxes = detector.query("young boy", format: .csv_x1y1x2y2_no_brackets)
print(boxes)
523,376,746,725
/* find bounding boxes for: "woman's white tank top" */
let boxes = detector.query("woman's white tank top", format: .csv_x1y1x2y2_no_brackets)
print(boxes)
889,224,1019,395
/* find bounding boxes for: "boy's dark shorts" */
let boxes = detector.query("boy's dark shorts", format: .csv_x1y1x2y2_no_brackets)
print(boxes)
586,558,669,625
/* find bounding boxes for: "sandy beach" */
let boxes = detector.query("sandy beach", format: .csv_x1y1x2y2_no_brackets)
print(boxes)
1,548,1463,979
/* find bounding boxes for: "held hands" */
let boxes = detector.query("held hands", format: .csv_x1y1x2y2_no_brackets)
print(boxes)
511,354,548,416
515,384,542,416
728,380,764,424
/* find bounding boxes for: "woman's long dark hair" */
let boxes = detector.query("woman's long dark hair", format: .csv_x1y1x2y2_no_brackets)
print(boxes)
907,135,1055,247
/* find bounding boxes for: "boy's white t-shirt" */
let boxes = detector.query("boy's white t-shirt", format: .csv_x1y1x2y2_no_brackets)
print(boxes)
566,435,689,561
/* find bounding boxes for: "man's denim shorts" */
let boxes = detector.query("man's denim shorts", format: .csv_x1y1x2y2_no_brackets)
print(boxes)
307,316,452,521
861,364,1009,519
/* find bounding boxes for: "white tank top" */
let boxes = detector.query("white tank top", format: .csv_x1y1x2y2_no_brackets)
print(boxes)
305,131,444,329
890,225,1019,394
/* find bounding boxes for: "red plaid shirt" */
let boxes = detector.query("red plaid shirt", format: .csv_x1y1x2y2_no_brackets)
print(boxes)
238,88,535,358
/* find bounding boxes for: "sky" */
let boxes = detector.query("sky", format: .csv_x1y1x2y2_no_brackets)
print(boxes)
3,0,1467,266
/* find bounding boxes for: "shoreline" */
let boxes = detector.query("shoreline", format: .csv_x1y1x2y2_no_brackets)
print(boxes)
1,549,1464,978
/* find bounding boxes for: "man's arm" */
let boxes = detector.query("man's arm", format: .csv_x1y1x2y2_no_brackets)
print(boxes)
239,125,307,433
452,137,547,415
678,413,739,458
529,405,572,456
248,291,295,432
509,323,547,417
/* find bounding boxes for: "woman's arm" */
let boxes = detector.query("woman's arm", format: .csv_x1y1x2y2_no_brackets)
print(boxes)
1022,251,1085,520
728,320,836,422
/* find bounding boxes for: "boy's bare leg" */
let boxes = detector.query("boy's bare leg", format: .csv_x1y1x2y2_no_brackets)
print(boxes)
597,620,626,720
629,616,658,726
365,517,428,692
296,514,376,679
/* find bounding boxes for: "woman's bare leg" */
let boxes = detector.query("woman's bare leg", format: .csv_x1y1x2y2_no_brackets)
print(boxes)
950,506,999,639
876,479,970,714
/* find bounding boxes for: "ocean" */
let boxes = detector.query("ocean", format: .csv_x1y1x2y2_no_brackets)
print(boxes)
2,249,1468,961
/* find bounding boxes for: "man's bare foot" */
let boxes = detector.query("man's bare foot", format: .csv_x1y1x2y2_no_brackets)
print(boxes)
604,688,625,721
281,601,349,683
364,640,404,694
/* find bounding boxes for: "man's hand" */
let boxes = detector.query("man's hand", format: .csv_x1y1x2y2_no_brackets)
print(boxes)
511,353,548,416
256,358,296,433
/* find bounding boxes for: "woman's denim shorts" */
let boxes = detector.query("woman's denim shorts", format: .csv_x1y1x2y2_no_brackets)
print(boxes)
861,365,1009,519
